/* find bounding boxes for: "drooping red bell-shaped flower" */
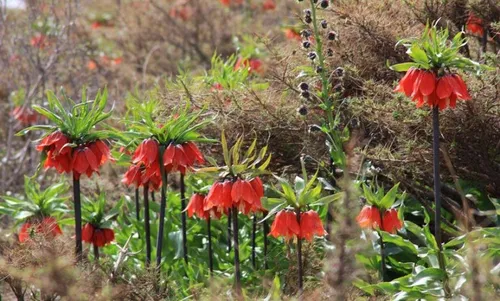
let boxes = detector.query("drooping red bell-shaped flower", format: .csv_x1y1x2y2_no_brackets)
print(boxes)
269,210,301,241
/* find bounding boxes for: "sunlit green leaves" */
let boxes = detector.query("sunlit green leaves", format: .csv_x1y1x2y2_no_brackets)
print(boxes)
392,23,491,74
18,88,113,143
0,176,69,223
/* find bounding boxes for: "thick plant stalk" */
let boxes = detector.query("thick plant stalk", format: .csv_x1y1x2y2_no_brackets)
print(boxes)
180,174,188,264
263,212,269,270
93,244,99,262
432,106,451,298
207,216,213,275
232,206,241,294
251,214,257,269
156,146,168,270
296,208,303,294
144,183,152,266
432,107,445,269
378,213,386,281
227,208,232,252
73,178,83,261
135,188,140,221
151,191,156,203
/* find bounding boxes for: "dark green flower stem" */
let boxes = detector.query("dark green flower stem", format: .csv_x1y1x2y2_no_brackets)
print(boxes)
432,106,450,296
263,212,269,270
207,216,213,275
251,214,257,269
73,177,83,262
378,212,386,281
135,188,140,221
144,183,152,266
227,209,232,252
156,145,168,271
93,244,99,262
180,174,188,264
296,208,303,295
232,206,241,295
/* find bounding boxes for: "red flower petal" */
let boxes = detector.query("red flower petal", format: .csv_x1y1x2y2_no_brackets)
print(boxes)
418,71,436,96
103,228,115,244
82,223,94,243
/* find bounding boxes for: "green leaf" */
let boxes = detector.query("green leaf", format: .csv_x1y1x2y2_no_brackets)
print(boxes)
390,62,417,72
379,183,400,210
408,45,429,66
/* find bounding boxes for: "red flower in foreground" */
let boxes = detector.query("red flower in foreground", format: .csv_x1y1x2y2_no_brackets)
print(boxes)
204,180,233,212
132,138,159,167
204,177,264,214
394,68,471,110
37,131,71,154
382,209,403,234
262,0,276,11
235,58,263,74
269,210,300,241
356,206,382,230
435,74,471,110
19,217,63,243
11,106,38,125
466,13,484,36
82,223,114,247
231,178,263,214
37,131,73,174
122,164,143,188
71,140,110,180
163,141,204,175
186,193,222,220
299,210,326,241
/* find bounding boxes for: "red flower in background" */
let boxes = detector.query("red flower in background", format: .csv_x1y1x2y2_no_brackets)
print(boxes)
394,68,471,110
269,210,300,241
163,141,204,175
82,223,114,247
11,106,39,125
19,217,63,243
262,0,276,11
211,82,224,91
220,0,244,7
30,34,49,49
382,209,403,234
356,206,382,230
299,210,326,241
284,28,302,41
466,13,484,36
235,58,263,74
169,3,193,21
